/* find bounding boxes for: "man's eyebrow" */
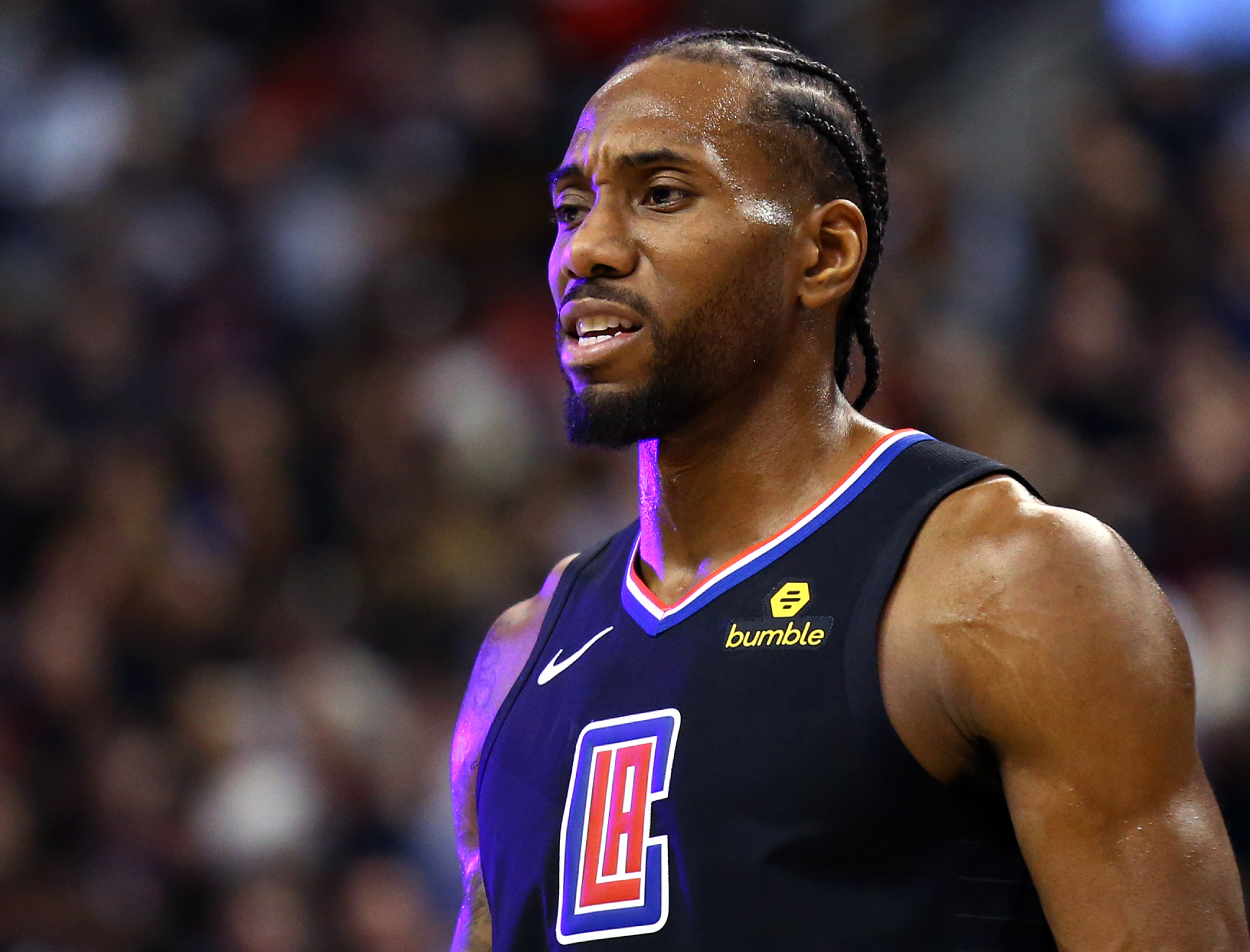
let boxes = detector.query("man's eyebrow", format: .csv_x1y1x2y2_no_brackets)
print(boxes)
547,163,583,191
616,148,694,170
547,148,697,191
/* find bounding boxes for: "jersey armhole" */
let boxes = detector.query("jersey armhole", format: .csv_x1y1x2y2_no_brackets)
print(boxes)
474,534,619,811
842,447,1038,800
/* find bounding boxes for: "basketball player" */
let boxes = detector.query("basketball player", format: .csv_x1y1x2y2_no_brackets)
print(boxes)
450,29,1250,950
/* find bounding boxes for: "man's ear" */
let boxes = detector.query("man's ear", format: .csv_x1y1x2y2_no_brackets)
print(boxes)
796,199,867,310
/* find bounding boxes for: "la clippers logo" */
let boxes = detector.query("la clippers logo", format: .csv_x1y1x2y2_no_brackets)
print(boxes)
556,709,680,944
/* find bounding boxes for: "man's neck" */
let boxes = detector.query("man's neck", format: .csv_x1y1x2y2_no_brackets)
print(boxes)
634,378,889,606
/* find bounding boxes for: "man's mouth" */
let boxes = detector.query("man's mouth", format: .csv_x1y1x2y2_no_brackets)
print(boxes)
559,298,646,356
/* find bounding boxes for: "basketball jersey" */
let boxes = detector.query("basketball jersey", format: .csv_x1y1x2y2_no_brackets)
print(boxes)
477,430,1058,950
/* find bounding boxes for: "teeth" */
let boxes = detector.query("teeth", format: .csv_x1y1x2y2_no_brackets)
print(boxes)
575,329,628,346
576,314,639,338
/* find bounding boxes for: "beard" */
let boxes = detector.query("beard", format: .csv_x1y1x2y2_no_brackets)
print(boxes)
562,250,785,448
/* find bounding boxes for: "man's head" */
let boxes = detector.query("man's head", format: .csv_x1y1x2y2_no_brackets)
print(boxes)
549,29,888,447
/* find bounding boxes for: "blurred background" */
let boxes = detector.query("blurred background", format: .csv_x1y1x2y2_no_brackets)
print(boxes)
0,0,1247,947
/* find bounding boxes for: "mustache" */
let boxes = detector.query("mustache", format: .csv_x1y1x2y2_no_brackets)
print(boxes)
560,280,658,323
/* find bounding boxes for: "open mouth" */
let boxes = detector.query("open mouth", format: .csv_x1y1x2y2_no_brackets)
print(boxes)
572,313,641,346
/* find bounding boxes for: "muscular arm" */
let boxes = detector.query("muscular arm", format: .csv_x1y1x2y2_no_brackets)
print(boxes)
449,555,577,952
883,478,1249,951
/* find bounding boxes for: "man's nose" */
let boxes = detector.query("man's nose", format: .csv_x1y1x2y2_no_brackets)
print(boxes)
564,199,637,280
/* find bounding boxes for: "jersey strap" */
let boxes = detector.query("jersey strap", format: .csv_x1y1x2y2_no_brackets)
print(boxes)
621,428,935,635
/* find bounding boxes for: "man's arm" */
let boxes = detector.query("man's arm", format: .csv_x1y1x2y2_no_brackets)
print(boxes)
449,555,577,952
883,477,1249,951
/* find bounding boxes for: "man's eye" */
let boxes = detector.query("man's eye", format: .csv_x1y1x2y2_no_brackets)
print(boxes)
552,203,588,226
643,186,688,208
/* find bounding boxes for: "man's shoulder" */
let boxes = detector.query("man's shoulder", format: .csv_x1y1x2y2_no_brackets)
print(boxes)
920,473,1120,569
911,473,1164,629
476,552,579,688
497,553,581,644
882,472,1191,780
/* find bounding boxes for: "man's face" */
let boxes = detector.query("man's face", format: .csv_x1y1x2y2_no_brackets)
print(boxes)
548,55,798,447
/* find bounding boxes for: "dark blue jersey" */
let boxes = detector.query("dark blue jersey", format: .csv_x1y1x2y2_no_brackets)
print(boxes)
477,430,1058,950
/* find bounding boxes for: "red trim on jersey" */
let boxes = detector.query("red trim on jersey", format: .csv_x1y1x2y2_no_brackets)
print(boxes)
628,428,919,613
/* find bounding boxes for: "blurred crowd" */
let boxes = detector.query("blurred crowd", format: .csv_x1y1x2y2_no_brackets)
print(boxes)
0,0,1247,948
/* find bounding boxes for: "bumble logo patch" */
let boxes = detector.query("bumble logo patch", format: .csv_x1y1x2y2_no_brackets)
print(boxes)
769,581,810,618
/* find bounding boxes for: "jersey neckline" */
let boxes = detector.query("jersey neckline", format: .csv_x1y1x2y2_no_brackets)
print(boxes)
620,428,934,636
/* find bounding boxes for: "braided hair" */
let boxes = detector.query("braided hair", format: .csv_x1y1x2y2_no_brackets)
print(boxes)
618,30,887,410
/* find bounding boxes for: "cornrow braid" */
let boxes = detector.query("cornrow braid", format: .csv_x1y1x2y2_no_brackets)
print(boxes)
619,29,887,410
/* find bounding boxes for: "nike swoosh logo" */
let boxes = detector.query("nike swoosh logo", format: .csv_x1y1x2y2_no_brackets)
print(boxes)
537,626,614,685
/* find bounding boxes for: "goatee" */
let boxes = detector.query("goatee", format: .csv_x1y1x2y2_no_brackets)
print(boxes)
563,327,706,447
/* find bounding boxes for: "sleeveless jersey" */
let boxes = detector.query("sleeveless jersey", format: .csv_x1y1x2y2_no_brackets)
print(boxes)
477,430,1058,950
